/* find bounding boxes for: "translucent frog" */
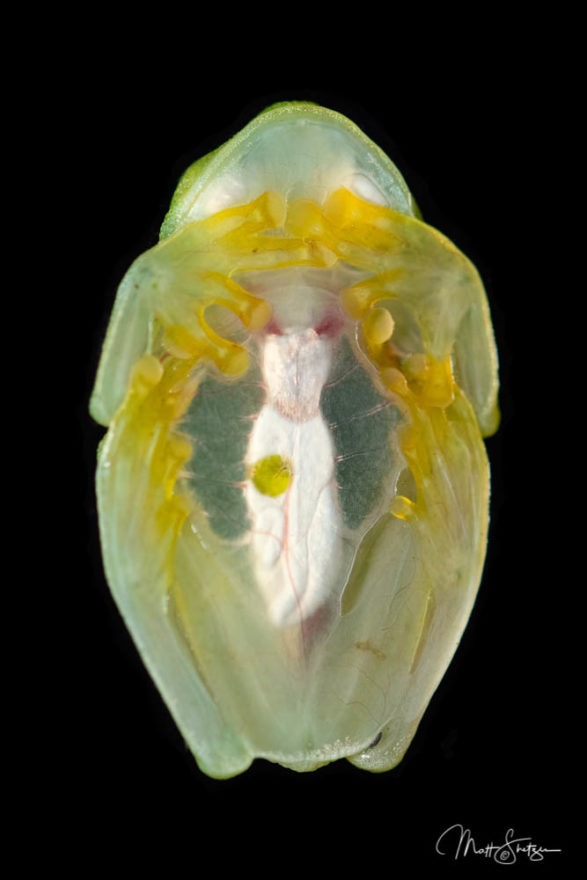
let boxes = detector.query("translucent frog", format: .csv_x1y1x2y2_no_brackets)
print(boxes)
90,102,499,778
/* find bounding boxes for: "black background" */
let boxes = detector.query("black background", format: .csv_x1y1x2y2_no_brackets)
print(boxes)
49,25,574,874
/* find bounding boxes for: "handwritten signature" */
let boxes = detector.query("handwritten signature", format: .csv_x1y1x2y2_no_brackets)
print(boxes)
436,824,562,864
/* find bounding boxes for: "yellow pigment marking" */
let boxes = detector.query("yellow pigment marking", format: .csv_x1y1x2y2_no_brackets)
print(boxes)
340,274,403,320
409,590,435,674
130,355,164,396
199,190,286,239
117,354,198,570
323,188,401,254
401,354,455,409
122,187,472,568
153,187,416,382
363,307,395,345
250,455,293,497
381,367,409,396
200,273,273,331
362,305,395,362
390,495,416,521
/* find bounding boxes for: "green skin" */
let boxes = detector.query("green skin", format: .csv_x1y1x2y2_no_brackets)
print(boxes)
90,102,499,778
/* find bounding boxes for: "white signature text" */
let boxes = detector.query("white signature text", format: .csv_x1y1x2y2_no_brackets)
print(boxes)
436,824,562,864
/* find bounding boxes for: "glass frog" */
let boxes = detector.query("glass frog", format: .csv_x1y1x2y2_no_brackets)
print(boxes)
90,102,499,778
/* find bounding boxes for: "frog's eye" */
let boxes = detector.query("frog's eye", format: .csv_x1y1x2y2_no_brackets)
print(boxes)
90,102,499,778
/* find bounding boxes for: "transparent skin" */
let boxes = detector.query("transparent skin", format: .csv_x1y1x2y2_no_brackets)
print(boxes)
90,103,499,778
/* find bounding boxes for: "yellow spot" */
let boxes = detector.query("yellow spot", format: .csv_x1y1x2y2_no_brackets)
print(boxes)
390,495,416,520
402,354,455,408
250,455,293,497
160,434,193,501
130,355,163,395
363,306,395,345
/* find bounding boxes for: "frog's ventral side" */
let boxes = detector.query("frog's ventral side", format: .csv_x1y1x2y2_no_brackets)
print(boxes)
90,102,499,779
